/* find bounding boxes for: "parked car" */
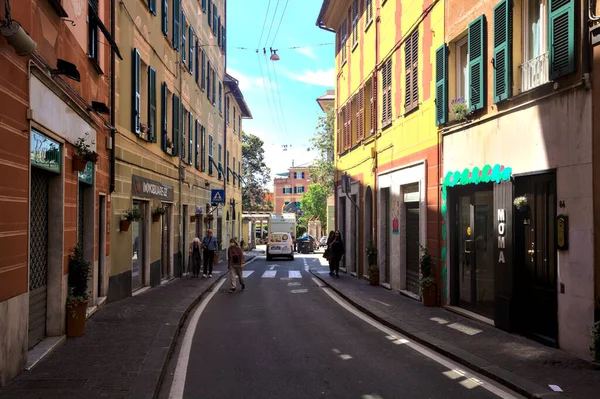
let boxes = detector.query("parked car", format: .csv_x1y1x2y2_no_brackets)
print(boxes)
266,232,294,261
320,236,328,247
296,234,318,253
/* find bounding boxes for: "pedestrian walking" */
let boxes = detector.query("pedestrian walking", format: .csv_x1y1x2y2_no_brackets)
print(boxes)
329,230,345,277
189,237,202,277
228,238,245,293
201,229,218,277
324,230,336,276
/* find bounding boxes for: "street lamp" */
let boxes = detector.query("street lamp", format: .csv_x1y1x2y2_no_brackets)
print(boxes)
269,47,280,61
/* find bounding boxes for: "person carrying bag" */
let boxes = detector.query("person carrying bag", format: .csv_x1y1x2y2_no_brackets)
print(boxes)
201,229,218,278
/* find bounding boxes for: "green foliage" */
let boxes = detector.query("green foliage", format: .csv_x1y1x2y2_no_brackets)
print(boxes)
419,245,435,289
299,184,328,227
152,206,166,216
74,132,99,163
296,224,307,237
308,109,335,195
68,244,90,302
242,132,271,211
124,208,142,222
591,321,600,361
366,242,378,277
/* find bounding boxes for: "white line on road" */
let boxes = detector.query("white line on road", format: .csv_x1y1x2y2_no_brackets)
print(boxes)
168,278,225,399
370,299,391,307
311,277,324,287
269,264,279,270
241,270,254,278
289,270,302,279
262,270,277,278
320,287,518,399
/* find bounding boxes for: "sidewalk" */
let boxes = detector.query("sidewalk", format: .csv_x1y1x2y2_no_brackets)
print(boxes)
0,253,255,399
310,268,600,399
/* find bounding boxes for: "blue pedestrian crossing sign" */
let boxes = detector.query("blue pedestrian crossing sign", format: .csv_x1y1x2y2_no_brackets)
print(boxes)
211,189,225,204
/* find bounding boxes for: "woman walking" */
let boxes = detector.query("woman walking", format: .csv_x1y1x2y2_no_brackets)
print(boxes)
325,231,335,276
189,237,202,277
329,230,345,277
228,238,245,293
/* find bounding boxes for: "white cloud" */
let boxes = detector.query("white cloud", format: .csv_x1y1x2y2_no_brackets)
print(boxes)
293,47,317,59
285,68,334,87
226,68,274,92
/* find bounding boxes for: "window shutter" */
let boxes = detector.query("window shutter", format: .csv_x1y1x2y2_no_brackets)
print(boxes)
468,15,486,112
337,110,342,153
172,0,180,50
181,105,186,161
218,16,222,47
370,75,377,135
188,113,193,166
162,0,168,35
435,44,448,125
411,32,419,106
549,0,575,79
201,125,206,172
382,59,392,126
405,39,412,111
172,95,179,156
161,82,168,150
195,121,200,170
149,0,156,15
212,69,216,105
357,87,364,141
206,62,211,99
201,51,206,90
148,66,157,142
202,0,206,13
222,26,226,54
345,105,351,150
195,39,199,83
132,49,140,134
208,0,212,27
213,5,218,35
219,82,222,113
189,28,194,73
181,14,186,64
493,0,511,103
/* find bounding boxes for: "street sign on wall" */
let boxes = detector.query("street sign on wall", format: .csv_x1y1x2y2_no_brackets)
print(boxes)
211,189,225,204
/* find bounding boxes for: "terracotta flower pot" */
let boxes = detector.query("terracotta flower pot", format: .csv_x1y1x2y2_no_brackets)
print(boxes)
368,270,379,286
66,300,89,337
422,285,437,307
120,219,131,232
73,154,87,172
152,214,161,223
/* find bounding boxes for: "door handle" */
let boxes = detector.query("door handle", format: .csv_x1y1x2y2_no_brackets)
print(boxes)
465,239,473,254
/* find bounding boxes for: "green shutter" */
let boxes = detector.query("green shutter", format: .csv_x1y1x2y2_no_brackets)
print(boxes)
435,44,448,125
148,66,157,142
201,125,206,172
161,82,167,150
468,15,486,112
493,0,511,103
189,27,194,74
172,95,179,156
181,13,186,63
162,0,168,36
132,49,140,134
181,105,186,161
201,50,206,90
188,113,193,166
172,0,180,50
549,0,575,79
149,0,156,15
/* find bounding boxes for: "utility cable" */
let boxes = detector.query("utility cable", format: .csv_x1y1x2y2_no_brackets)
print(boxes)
263,0,281,48
269,59,290,138
261,52,286,141
256,0,272,49
255,51,284,143
270,0,290,47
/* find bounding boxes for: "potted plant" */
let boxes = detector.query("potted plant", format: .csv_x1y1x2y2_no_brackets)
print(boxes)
366,241,379,286
73,133,98,172
152,206,165,223
66,244,91,337
140,123,149,134
419,245,436,307
513,195,529,212
450,97,471,122
590,321,600,362
120,208,142,232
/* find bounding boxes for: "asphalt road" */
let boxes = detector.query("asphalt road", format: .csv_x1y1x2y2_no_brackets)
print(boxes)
160,253,521,399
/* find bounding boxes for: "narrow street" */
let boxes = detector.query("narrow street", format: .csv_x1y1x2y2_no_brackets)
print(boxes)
159,253,521,399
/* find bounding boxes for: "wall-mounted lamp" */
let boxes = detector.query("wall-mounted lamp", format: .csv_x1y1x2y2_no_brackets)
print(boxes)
51,59,80,82
1,21,37,56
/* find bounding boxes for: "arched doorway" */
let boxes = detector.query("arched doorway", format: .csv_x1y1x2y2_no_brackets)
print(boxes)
364,186,373,277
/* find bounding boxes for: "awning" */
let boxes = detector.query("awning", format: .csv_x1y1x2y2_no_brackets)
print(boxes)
89,3,123,60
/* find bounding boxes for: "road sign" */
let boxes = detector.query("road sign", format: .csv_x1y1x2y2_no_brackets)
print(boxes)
211,189,225,204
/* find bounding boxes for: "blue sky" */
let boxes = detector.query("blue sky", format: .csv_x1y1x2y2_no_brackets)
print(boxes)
226,0,334,190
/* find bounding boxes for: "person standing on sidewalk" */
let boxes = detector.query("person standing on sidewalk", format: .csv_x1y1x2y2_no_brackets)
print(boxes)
189,237,202,277
201,229,218,278
324,230,335,276
227,238,245,293
329,230,345,277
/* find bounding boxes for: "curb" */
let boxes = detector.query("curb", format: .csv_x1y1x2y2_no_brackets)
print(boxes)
129,268,230,399
311,271,567,399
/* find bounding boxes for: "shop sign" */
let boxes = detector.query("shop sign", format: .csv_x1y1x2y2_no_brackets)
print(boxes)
497,209,506,263
30,130,61,173
78,161,94,184
132,175,174,201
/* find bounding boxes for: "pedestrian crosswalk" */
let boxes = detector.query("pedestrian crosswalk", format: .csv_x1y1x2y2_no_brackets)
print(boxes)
235,270,308,279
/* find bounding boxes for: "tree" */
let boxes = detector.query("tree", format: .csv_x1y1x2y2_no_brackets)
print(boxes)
300,183,328,230
242,132,271,211
308,108,335,195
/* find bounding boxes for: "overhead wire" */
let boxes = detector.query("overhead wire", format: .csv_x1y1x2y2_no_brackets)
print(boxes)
269,58,290,139
263,0,281,48
270,0,290,47
259,52,286,141
256,0,272,49
255,51,284,143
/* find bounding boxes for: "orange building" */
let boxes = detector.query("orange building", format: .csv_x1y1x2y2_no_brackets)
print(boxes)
0,0,117,385
273,165,312,213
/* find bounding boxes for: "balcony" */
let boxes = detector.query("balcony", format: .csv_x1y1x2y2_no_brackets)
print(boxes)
520,52,549,93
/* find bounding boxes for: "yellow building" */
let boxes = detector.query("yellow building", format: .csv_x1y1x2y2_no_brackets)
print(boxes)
110,0,230,299
317,0,443,296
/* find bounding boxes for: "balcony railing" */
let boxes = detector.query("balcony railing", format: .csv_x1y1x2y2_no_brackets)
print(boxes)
520,52,549,92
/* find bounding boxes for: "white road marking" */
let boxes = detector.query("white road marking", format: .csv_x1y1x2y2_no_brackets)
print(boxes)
241,270,254,278
339,354,353,360
430,317,449,324
317,270,330,274
320,287,518,399
287,282,301,286
289,270,302,279
393,339,409,345
269,264,279,270
447,323,482,336
370,299,391,307
361,395,383,399
332,349,341,354
168,278,225,399
262,270,277,278
291,289,308,294
311,277,324,287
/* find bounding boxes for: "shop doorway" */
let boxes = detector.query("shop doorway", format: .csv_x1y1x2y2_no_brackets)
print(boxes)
405,201,420,295
98,195,106,298
381,188,391,284
131,201,144,291
453,185,495,319
29,167,50,348
514,172,557,345
161,204,170,279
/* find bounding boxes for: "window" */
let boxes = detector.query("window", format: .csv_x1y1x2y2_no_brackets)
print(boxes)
468,16,486,111
519,0,549,91
88,0,100,68
405,30,419,112
161,82,170,151
162,0,168,36
188,112,193,166
201,51,206,91
181,13,187,64
218,143,222,179
195,37,199,83
435,44,448,125
201,125,206,171
213,4,218,36
202,0,206,13
189,27,194,74
366,0,373,27
148,66,157,142
208,0,212,27
132,49,141,133
212,69,216,105
226,150,230,183
172,94,180,156
351,0,359,49
172,0,180,50
233,107,236,131
206,61,211,100
356,86,364,141
238,161,241,187
294,186,305,194
455,36,469,105
195,120,200,170
238,115,241,137
218,82,222,114
283,187,292,194
381,58,392,126
339,19,348,65
226,96,230,123
181,105,187,161
493,0,511,103
232,156,236,185
208,134,213,174
148,0,156,15
218,16,222,47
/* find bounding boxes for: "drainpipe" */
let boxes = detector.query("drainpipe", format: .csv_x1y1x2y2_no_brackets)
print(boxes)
373,1,381,251
110,0,116,193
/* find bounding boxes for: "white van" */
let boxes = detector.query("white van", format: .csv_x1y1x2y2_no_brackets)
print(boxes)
266,232,294,261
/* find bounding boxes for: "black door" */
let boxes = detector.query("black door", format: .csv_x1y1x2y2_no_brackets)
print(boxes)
514,172,557,345
405,202,420,294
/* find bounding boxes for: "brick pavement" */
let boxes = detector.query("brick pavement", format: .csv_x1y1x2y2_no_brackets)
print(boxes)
310,267,600,399
0,253,257,399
